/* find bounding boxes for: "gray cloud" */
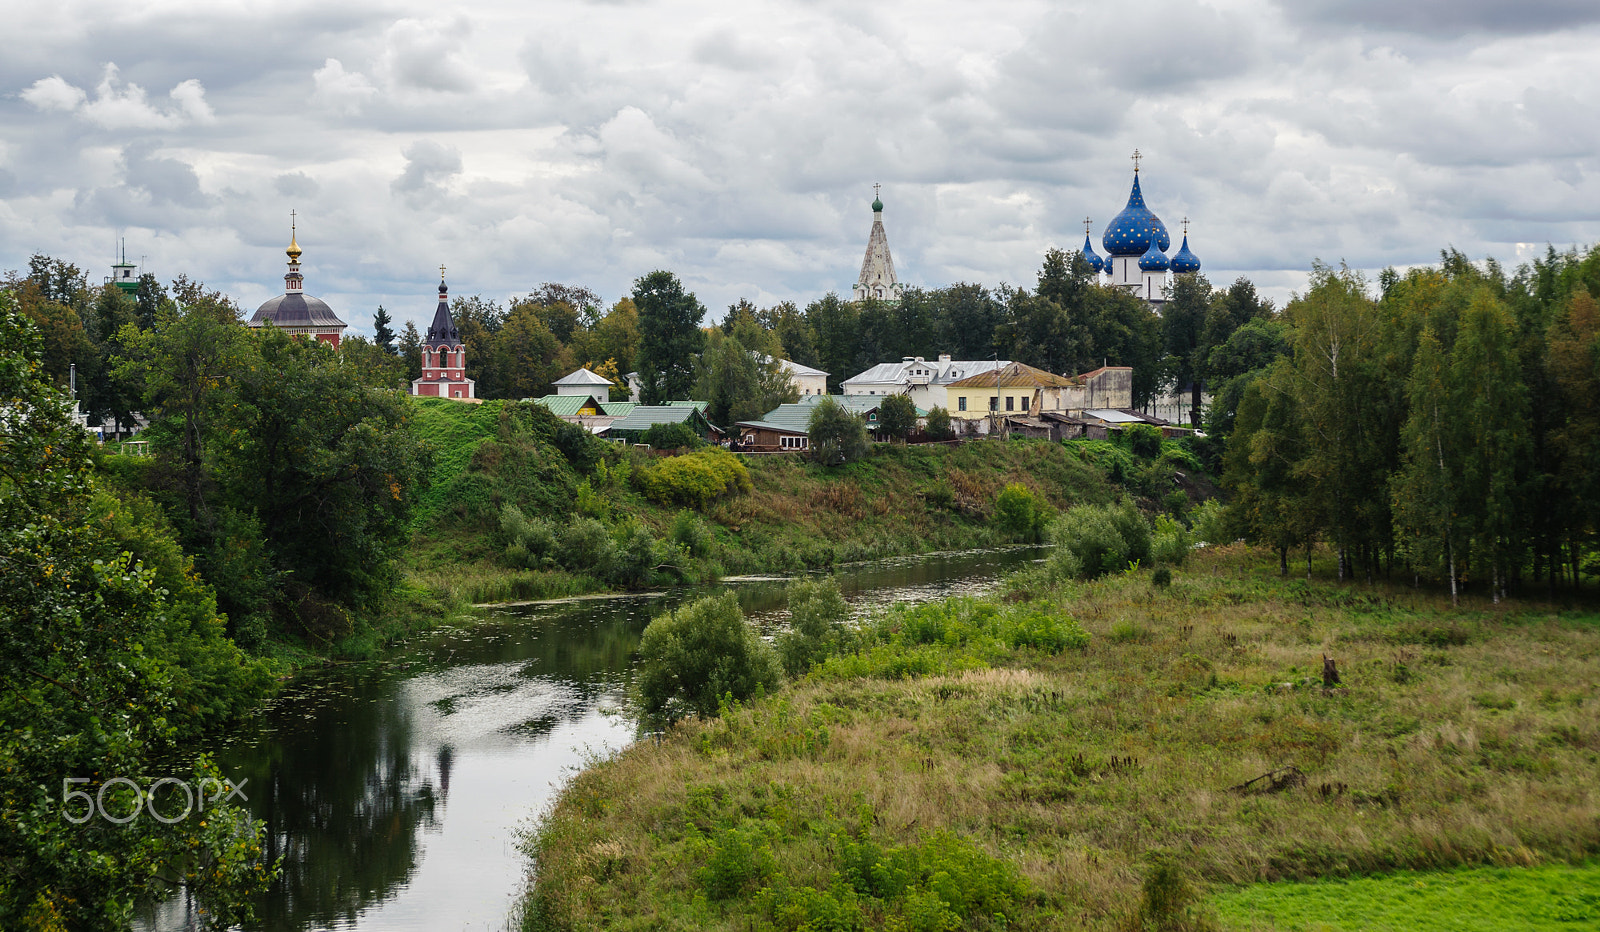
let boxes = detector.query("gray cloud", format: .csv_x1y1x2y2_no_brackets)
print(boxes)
1281,0,1600,37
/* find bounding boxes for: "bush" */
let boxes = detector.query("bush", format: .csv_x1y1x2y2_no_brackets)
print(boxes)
1189,500,1232,546
636,591,782,721
1048,501,1152,580
1124,423,1164,459
1151,514,1192,567
500,503,557,568
994,483,1049,543
808,396,870,466
924,405,954,441
776,577,850,676
609,521,658,588
639,421,700,450
670,509,713,557
635,448,752,508
557,517,615,577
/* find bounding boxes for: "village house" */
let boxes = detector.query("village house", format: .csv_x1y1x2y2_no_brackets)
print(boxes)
840,355,1009,411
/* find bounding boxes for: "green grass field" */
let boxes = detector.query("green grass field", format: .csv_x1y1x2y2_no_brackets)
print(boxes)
520,545,1600,931
1212,860,1600,931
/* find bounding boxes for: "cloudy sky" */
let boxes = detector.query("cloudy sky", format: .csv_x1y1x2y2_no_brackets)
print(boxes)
3,0,1598,335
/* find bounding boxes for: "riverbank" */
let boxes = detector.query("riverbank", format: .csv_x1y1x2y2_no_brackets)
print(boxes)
405,397,1134,606
520,544,1600,931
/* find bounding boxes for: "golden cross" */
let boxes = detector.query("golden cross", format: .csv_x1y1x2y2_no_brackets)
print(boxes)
1182,217,1190,236
1131,149,1142,172
290,208,296,234
439,264,447,280
1083,216,1093,236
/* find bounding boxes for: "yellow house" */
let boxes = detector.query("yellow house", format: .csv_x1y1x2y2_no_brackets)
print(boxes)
945,362,1082,421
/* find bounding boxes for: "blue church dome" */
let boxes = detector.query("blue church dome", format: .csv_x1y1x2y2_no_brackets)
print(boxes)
1102,173,1170,258
1170,234,1201,274
1138,239,1170,272
1081,232,1105,273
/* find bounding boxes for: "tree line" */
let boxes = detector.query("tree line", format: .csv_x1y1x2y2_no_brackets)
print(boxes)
1214,244,1600,601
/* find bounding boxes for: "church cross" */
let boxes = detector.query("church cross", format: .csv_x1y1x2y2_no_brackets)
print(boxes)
1083,216,1093,235
1131,149,1142,172
439,264,447,280
1182,217,1190,236
290,209,297,234
873,182,881,198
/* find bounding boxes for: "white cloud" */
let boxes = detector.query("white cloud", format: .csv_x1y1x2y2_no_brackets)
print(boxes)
20,75,87,112
312,58,379,115
379,17,478,93
19,64,215,130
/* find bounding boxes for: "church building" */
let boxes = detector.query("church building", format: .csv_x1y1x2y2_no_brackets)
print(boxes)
247,218,349,346
1080,151,1202,304
851,185,904,304
411,273,476,400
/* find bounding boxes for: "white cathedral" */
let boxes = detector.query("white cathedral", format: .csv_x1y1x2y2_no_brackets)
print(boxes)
849,152,1200,306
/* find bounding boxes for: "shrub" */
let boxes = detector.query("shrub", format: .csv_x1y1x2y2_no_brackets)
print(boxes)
924,405,954,441
670,509,713,557
500,503,557,568
1189,500,1232,546
1048,501,1152,580
808,396,870,466
697,827,775,900
877,393,917,441
776,577,850,676
609,521,657,588
639,421,700,450
1153,566,1173,588
636,591,781,721
1124,423,1164,459
635,448,752,508
557,517,615,577
994,483,1049,542
1151,514,1192,567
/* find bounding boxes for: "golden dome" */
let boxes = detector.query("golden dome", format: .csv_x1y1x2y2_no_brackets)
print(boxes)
286,232,302,262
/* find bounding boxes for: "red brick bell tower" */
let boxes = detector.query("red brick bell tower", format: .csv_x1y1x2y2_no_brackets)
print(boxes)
410,269,476,400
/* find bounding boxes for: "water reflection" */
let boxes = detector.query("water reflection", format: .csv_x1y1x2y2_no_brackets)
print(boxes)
138,546,1043,931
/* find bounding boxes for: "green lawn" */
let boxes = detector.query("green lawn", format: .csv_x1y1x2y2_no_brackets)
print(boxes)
1212,861,1600,931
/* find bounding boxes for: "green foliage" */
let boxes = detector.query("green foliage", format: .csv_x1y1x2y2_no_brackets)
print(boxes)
1151,514,1192,567
0,299,273,929
697,827,776,900
808,396,870,466
1048,501,1153,579
633,270,707,404
1188,500,1232,546
670,510,713,557
1123,423,1164,459
776,577,851,676
635,448,752,508
876,393,917,441
994,482,1049,543
500,503,557,568
639,421,700,451
814,598,1089,681
923,405,954,441
636,592,781,722
558,517,616,577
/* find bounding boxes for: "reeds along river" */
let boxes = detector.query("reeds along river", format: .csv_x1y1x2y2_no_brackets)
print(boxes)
137,546,1046,932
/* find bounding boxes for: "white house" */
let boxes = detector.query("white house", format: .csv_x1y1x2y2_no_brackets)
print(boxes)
840,355,1010,411
553,367,615,403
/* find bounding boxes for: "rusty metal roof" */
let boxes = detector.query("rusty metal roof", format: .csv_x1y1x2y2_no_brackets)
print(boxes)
945,361,1078,390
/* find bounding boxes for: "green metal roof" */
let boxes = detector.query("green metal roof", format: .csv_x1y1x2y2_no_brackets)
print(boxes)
734,419,807,435
531,394,605,417
608,405,716,434
757,395,926,434
600,401,636,417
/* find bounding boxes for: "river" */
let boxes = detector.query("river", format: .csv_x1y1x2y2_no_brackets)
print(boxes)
138,546,1045,932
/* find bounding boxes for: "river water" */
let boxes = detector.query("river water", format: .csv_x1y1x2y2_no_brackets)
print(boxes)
139,547,1044,932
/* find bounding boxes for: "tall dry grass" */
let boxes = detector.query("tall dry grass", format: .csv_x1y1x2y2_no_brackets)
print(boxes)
522,544,1600,931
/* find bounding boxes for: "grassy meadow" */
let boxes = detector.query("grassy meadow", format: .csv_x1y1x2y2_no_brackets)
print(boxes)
521,545,1600,931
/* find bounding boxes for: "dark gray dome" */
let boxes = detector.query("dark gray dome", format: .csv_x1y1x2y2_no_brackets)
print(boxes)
250,293,347,328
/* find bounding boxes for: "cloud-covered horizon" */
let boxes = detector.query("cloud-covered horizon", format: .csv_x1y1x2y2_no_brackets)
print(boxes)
4,0,1598,337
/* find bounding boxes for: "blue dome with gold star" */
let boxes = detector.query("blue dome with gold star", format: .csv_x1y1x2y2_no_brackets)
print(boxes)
1138,239,1170,272
1170,234,1201,274
1102,173,1171,258
1081,232,1105,273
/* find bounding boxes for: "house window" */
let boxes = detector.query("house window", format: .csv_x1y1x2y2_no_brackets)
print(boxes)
1005,396,1014,412
1021,397,1029,412
781,436,808,449
958,396,967,412
869,413,877,421
989,396,998,411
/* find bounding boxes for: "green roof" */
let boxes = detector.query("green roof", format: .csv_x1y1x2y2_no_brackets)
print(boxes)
531,394,605,417
734,419,807,435
608,405,717,435
757,395,927,434
600,401,636,417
